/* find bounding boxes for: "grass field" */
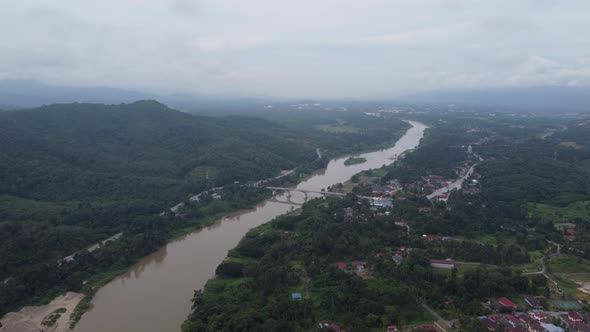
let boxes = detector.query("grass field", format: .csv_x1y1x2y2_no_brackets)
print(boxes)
187,166,218,182
512,251,544,273
528,201,590,222
548,255,590,274
547,255,590,300
315,120,362,134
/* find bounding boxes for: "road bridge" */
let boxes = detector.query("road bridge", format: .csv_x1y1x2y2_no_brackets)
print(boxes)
266,187,373,200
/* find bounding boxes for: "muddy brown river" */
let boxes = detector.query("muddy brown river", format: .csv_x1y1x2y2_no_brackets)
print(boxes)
74,121,427,332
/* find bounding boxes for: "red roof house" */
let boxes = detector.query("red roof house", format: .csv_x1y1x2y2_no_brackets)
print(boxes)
335,262,347,269
567,311,583,323
430,259,456,269
498,297,517,309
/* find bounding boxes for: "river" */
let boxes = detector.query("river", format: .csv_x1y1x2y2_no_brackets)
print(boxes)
74,121,427,332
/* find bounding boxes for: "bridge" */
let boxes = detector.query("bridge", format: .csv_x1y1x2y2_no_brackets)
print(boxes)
266,187,373,200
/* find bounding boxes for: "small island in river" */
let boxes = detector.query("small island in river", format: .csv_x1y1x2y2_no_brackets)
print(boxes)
344,156,367,166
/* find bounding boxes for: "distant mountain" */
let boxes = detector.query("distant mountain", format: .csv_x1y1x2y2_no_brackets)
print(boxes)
397,86,590,112
0,79,152,108
0,79,282,112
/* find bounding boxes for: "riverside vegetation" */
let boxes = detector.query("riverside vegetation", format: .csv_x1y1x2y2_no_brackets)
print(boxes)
184,109,590,331
0,101,408,319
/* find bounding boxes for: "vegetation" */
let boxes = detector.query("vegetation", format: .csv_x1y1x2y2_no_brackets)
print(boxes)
185,110,590,331
344,157,367,166
183,196,543,332
0,101,408,317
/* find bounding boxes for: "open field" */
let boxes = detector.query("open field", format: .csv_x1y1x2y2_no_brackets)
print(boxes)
528,201,590,221
547,255,590,300
0,292,83,332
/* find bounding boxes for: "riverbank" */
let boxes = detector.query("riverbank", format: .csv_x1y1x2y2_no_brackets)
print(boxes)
67,190,274,329
0,292,83,332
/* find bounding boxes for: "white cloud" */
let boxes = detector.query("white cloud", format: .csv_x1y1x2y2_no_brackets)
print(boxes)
0,0,590,97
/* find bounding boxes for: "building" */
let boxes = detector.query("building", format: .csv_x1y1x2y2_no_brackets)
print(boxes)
291,293,302,300
497,297,517,310
386,325,399,332
430,259,456,269
414,324,438,331
523,295,543,309
422,234,443,241
335,262,347,269
540,323,564,332
567,311,584,323
372,199,393,208
351,261,365,270
318,320,345,332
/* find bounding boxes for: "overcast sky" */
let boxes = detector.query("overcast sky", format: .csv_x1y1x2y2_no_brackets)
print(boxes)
1,0,589,98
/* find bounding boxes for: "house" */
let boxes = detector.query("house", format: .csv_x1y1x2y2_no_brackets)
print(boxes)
335,262,347,269
423,183,436,189
372,199,393,208
523,295,543,309
530,312,549,323
422,234,443,241
291,293,302,300
414,323,437,331
480,317,498,331
569,322,590,332
518,313,536,325
540,323,564,332
504,314,523,328
351,261,365,270
392,253,403,265
567,311,584,323
528,322,546,332
386,325,399,332
497,297,517,310
565,228,576,236
430,259,456,269
318,320,345,332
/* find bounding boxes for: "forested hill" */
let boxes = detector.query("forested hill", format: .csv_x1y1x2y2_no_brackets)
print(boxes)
0,100,317,201
0,101,408,302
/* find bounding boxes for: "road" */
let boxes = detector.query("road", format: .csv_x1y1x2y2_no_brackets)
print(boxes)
266,187,374,200
427,163,478,201
421,304,452,332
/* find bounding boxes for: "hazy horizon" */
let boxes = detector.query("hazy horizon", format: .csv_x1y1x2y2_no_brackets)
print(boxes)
1,1,590,98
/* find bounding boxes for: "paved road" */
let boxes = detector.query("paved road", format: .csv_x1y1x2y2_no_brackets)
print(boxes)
421,304,452,331
266,187,373,200
427,163,478,201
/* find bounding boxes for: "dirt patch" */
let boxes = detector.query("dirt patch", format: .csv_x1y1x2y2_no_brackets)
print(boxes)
0,292,84,332
559,141,584,149
577,282,590,294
